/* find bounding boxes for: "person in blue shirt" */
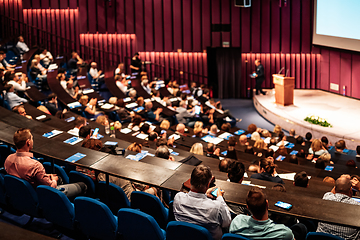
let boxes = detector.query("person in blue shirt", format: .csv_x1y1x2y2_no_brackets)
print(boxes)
250,158,284,184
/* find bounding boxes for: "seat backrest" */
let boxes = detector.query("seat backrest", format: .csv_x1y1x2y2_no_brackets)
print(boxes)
4,175,41,217
97,181,130,215
131,191,169,229
68,171,95,197
222,233,251,240
36,185,75,230
42,162,69,184
117,208,165,240
166,221,213,240
74,196,117,240
306,232,345,240
0,144,15,167
0,174,6,205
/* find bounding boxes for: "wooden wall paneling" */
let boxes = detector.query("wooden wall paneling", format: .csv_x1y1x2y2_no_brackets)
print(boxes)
291,0,301,53
78,0,87,33
69,9,75,50
60,9,66,49
163,0,173,52
251,0,261,52
107,2,115,33
173,0,183,51
99,34,105,67
116,0,125,33
319,49,330,91
306,54,311,89
198,53,204,84
179,53,184,83
169,52,174,80
300,54,306,89
265,54,271,89
351,54,360,99
311,54,316,89
184,53,189,83
261,0,270,53
211,0,221,47
55,10,61,53
192,52,198,82
32,0,40,9
22,0,30,9
301,0,312,53
59,0,68,9
69,0,77,9
87,0,96,33
50,0,59,9
269,53,276,89
290,54,296,83
192,0,202,51
144,0,154,51
230,4,240,48
164,52,169,80
270,0,280,52
280,2,291,53
116,35,121,62
329,50,341,94
134,0,144,51
37,9,42,31
108,34,113,66
153,0,163,51
295,54,301,89
241,7,251,52
97,1,106,33
340,52,352,96
75,9,80,51
201,0,211,50
65,10,71,46
13,0,18,20
188,53,193,82
182,0,192,51
125,0,134,33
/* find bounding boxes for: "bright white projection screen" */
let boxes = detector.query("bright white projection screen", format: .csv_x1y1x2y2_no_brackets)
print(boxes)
313,0,360,52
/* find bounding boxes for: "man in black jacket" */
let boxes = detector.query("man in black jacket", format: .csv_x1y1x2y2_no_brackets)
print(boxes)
254,59,266,95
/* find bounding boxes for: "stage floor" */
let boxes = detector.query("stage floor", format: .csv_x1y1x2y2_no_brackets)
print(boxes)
253,89,360,149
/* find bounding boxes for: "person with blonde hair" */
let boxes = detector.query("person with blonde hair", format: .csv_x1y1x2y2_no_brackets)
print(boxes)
160,119,170,130
193,121,208,137
190,143,204,155
254,139,267,149
273,125,282,135
309,139,328,156
95,115,109,126
209,124,218,136
251,132,260,141
79,95,103,119
127,142,142,153
113,121,122,130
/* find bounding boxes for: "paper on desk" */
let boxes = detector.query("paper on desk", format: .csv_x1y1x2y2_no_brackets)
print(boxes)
126,102,138,108
123,97,131,102
48,64,58,70
101,103,114,109
264,137,271,144
277,172,312,181
136,133,148,140
218,132,234,140
36,115,46,120
269,145,279,152
83,89,95,94
277,140,289,147
168,134,181,141
120,128,132,134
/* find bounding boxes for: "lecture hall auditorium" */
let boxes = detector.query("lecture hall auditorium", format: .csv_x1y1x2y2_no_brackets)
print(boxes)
0,0,360,240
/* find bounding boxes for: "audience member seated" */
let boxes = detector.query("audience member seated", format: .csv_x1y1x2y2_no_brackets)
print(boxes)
261,129,272,138
173,165,231,240
89,62,103,82
0,51,15,71
219,158,233,173
208,124,218,136
96,115,109,126
141,78,154,95
321,136,331,149
44,93,65,116
289,155,298,164
335,140,346,153
247,123,257,134
115,75,129,94
205,143,220,159
225,136,237,160
239,135,249,146
308,139,328,157
175,100,196,126
68,116,87,136
79,95,103,119
315,153,333,169
109,97,135,122
34,54,48,71
128,89,137,101
273,125,282,136
4,128,87,198
294,171,309,188
4,83,27,109
115,62,125,76
6,73,27,92
12,105,32,119
190,142,204,155
127,114,143,131
193,121,208,138
30,59,47,81
67,52,83,76
323,176,336,185
16,36,29,55
175,123,186,136
346,160,357,168
160,119,170,130
230,188,300,240
127,142,142,153
251,158,284,184
39,48,53,68
144,101,162,123
317,175,360,239
155,145,175,161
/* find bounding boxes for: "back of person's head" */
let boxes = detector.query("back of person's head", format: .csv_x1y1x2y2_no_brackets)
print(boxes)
148,132,158,141
132,114,142,126
74,116,86,128
210,124,218,134
272,184,286,192
221,123,231,132
219,158,233,172
260,158,277,174
137,96,144,106
315,158,327,170
228,136,237,147
140,123,150,134
47,93,57,101
79,126,92,138
227,161,245,183
289,155,298,164
108,97,118,105
206,143,215,153
321,136,329,145
247,124,257,133
346,160,357,168
190,165,212,192
323,176,336,185
278,131,284,141
261,129,271,138
82,139,103,151
273,125,282,135
277,145,287,156
127,142,142,153
335,140,346,151
289,129,295,136
246,188,267,219
129,89,137,98
264,149,274,158
114,121,122,130
160,119,170,130
311,139,322,152
95,115,109,126
13,128,32,149
203,88,210,95
305,132,312,141
144,101,152,110
176,123,185,133
296,136,304,145
4,83,13,92
254,139,266,149
79,95,89,106
294,171,309,187
239,135,247,145
318,152,331,162
155,145,170,159
156,138,167,147
335,176,352,195
194,121,203,130
251,132,260,141
190,143,204,155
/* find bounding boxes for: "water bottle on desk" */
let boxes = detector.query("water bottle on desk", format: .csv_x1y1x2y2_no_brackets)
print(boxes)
343,86,346,96
105,124,110,135
110,122,115,138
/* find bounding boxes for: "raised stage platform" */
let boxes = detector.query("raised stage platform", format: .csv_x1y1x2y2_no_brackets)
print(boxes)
253,89,360,150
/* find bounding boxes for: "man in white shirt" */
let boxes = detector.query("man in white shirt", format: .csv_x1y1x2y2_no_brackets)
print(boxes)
16,36,29,55
39,48,53,68
67,116,87,136
173,165,231,240
89,62,103,82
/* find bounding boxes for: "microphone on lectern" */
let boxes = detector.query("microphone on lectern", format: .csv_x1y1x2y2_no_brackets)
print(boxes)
285,69,289,77
278,67,285,75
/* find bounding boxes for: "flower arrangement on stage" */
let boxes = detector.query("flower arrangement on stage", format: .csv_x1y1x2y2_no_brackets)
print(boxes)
304,115,332,127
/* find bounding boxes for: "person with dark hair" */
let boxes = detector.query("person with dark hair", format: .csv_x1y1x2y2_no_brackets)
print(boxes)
346,160,357,168
226,136,237,160
44,93,64,116
247,123,257,134
335,140,346,153
272,184,286,192
294,171,309,188
67,116,87,136
289,155,298,164
4,83,28,109
16,36,29,55
251,158,284,184
4,128,87,197
315,158,328,170
130,52,142,73
305,132,312,142
296,135,304,145
228,161,245,183
254,59,266,95
356,146,360,157
206,143,220,159
317,175,360,239
173,165,231,240
219,158,233,173
230,188,294,239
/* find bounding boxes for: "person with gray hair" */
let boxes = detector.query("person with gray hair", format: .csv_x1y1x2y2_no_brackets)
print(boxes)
175,100,196,126
155,145,175,161
316,174,360,239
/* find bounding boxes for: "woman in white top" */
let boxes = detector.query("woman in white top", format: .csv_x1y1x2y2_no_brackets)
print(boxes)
309,139,328,156
115,75,128,93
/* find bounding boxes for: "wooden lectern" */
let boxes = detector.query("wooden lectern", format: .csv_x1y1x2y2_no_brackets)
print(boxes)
272,74,295,106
